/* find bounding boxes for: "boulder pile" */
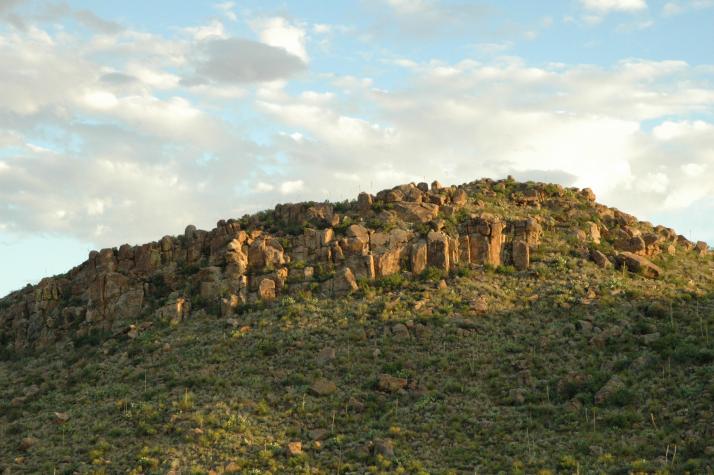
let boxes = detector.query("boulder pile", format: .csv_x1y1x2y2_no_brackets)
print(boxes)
0,177,708,351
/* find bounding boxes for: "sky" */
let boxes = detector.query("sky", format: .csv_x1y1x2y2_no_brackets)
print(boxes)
0,0,713,296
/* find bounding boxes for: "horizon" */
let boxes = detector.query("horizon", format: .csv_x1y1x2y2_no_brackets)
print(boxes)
1,0,714,296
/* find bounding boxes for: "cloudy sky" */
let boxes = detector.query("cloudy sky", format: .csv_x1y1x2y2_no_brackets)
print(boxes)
1,0,713,295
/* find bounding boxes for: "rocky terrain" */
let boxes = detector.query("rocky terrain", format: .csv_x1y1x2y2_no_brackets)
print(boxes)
1,177,713,474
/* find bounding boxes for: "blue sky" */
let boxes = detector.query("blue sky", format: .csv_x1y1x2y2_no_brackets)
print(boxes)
1,0,713,296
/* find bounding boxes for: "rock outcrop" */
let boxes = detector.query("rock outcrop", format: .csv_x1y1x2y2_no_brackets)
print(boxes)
0,177,706,352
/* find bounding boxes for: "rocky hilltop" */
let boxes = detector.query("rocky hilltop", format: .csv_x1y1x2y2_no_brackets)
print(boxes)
0,177,710,353
2,177,714,473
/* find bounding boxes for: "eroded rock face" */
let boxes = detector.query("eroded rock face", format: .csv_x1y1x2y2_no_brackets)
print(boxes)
392,202,439,223
1,177,697,353
470,216,504,266
513,240,529,271
427,231,450,272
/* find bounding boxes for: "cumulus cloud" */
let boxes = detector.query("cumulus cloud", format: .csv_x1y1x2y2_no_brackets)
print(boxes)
368,0,491,36
254,58,714,228
192,37,306,84
251,17,309,62
581,0,648,12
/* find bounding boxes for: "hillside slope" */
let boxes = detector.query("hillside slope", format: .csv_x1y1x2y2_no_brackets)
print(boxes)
1,177,713,474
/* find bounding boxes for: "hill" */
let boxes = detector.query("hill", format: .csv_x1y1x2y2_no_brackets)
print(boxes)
1,177,713,474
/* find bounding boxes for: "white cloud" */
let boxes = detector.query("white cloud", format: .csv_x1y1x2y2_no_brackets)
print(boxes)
662,0,714,15
86,199,108,216
682,163,705,176
183,20,227,41
581,0,648,12
280,179,304,194
653,120,713,140
251,17,308,62
255,182,274,192
192,37,306,83
663,2,684,15
214,2,237,22
470,42,513,54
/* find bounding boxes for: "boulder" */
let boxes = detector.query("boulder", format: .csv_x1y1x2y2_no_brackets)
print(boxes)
357,192,373,215
410,240,428,275
586,222,601,244
377,374,408,392
345,254,375,280
595,375,625,405
470,217,504,266
286,441,302,456
614,236,646,255
426,231,450,272
615,252,662,279
374,247,403,278
258,278,277,302
695,241,709,256
513,240,529,270
155,296,190,325
384,189,404,203
581,188,596,202
590,250,612,269
310,378,337,396
248,238,285,271
451,189,468,206
331,267,358,295
391,201,440,223
346,224,369,240
110,289,144,321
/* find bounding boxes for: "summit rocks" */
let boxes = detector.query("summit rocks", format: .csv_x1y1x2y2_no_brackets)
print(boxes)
0,177,707,352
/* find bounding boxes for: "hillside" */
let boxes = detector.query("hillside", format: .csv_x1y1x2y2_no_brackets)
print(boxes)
1,177,713,474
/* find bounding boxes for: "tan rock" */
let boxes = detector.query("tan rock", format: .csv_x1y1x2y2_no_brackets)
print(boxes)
258,278,277,302
391,201,440,223
345,254,375,280
310,378,337,396
426,231,450,272
332,267,358,295
155,297,190,325
614,236,646,255
286,441,302,456
111,289,144,321
581,188,596,201
384,189,404,203
18,437,38,451
377,374,408,392
615,252,662,279
375,247,403,278
513,240,529,270
53,412,70,424
357,192,373,215
317,347,336,365
451,188,468,206
590,250,612,269
410,240,428,275
249,238,285,272
586,222,601,244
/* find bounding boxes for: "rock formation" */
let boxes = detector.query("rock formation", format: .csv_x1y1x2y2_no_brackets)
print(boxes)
0,177,709,352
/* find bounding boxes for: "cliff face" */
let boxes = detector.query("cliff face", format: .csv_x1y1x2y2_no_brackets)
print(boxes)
0,177,709,352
